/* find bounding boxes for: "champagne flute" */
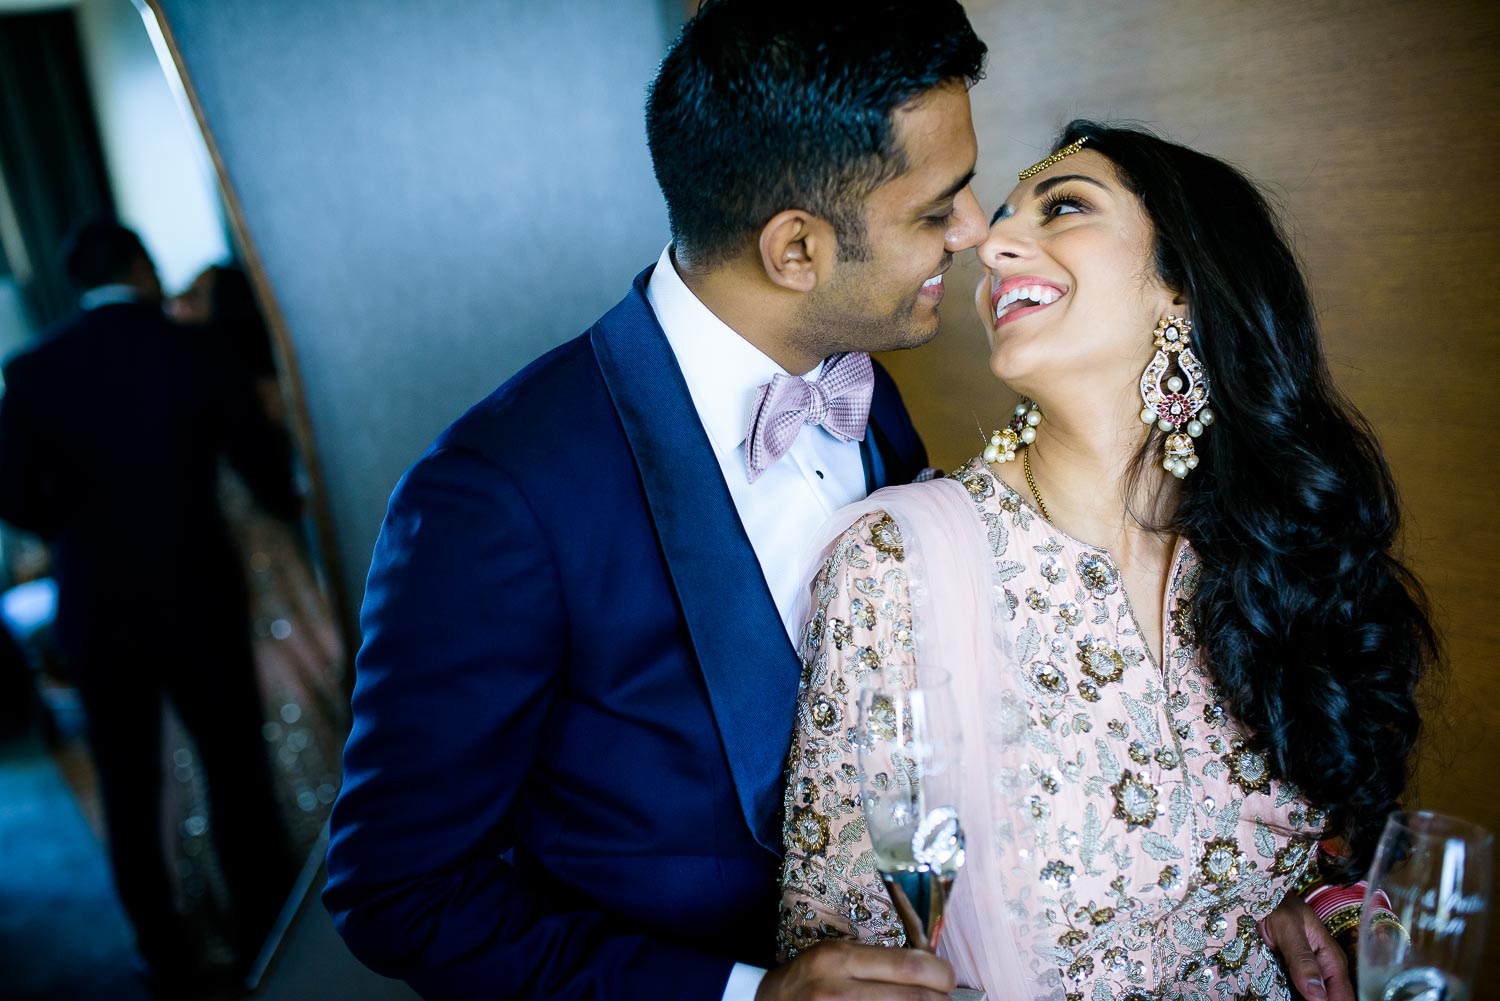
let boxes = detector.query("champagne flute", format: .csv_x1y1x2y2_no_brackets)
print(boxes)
855,666,965,954
1358,810,1493,1001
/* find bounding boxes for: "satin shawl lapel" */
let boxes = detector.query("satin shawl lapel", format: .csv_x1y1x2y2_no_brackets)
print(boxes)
862,370,909,490
590,267,799,854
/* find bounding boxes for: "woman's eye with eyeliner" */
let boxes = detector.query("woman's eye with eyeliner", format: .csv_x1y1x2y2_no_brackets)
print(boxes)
1039,193,1087,220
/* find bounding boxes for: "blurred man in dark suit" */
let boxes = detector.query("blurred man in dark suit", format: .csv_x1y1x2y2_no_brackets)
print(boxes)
0,222,300,997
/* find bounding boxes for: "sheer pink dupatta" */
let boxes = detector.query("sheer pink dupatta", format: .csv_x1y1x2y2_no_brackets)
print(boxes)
793,478,1052,998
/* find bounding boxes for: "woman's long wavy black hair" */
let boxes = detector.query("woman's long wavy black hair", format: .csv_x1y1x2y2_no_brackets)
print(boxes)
1052,120,1439,877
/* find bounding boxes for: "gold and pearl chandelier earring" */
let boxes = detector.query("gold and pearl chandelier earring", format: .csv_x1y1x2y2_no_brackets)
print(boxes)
1139,315,1213,479
984,399,1042,464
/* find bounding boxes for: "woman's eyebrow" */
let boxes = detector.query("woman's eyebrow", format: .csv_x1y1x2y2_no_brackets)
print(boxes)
1031,173,1110,198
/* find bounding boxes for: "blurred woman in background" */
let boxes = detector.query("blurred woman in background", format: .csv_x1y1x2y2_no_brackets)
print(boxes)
169,264,346,931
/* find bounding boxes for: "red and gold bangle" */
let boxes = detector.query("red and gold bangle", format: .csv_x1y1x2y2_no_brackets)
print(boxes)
1306,881,1369,940
1305,881,1402,944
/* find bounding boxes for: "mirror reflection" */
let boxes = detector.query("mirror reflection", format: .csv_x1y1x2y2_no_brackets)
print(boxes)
0,1,347,997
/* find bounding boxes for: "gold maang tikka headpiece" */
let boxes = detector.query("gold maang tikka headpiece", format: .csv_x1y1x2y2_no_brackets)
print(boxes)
1017,136,1088,181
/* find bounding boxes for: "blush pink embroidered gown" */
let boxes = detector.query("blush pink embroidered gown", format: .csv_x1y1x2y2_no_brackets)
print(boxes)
778,458,1325,998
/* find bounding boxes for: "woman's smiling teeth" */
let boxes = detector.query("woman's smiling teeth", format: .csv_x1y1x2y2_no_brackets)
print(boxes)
994,284,1062,320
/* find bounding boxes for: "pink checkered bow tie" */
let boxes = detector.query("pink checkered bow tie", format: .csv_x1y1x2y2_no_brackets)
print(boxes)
744,351,874,483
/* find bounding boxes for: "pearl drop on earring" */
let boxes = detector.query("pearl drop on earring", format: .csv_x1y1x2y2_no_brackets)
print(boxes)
984,400,1041,464
1141,314,1212,481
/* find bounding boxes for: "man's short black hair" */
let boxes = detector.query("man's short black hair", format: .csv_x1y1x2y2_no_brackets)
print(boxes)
63,220,148,290
646,0,986,267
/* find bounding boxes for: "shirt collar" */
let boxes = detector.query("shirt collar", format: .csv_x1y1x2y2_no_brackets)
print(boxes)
79,284,143,310
646,245,823,462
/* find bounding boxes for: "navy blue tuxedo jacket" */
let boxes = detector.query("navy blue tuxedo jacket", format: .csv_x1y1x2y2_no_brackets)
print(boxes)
323,267,927,1000
0,302,298,664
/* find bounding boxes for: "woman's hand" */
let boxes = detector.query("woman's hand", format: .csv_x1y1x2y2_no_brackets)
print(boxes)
1258,892,1353,1001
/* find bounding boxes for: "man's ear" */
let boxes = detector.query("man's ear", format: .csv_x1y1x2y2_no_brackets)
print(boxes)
757,210,837,293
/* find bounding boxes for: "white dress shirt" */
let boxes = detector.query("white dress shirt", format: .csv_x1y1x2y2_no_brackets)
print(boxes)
645,245,870,1000
647,245,868,642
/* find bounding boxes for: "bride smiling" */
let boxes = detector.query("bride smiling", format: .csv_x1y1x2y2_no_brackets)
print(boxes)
777,121,1437,997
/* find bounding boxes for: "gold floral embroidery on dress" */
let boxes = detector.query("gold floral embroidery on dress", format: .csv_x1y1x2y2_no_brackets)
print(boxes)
866,513,905,561
1269,838,1315,876
828,618,853,649
1077,551,1120,597
1041,858,1077,889
1223,741,1273,796
788,804,831,854
1033,661,1068,695
1040,555,1069,586
807,692,843,735
1165,549,1201,653
950,463,995,501
777,459,1325,995
1200,836,1245,886
1215,914,1262,973
778,515,913,961
1078,636,1129,686
1170,596,1197,645
1111,771,1161,830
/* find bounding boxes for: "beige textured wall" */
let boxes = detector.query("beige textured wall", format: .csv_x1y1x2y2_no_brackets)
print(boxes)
876,0,1500,979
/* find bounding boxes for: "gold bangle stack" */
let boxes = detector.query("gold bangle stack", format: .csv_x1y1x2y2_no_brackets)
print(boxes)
1323,905,1363,939
1366,907,1409,940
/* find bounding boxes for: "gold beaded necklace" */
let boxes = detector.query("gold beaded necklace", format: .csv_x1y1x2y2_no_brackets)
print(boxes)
1022,447,1051,522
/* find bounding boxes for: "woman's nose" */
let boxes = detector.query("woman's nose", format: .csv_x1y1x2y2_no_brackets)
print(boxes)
979,213,1035,268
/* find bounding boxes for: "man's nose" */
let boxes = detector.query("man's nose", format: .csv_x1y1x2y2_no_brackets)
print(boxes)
944,186,988,253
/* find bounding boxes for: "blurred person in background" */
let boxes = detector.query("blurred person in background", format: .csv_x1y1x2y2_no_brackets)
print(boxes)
172,264,282,424
0,222,301,998
171,262,346,856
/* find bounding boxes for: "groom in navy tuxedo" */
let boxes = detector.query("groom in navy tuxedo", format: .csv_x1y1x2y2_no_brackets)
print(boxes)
323,2,989,999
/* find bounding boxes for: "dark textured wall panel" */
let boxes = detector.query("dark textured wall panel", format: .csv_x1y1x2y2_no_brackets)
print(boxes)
153,1,675,621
